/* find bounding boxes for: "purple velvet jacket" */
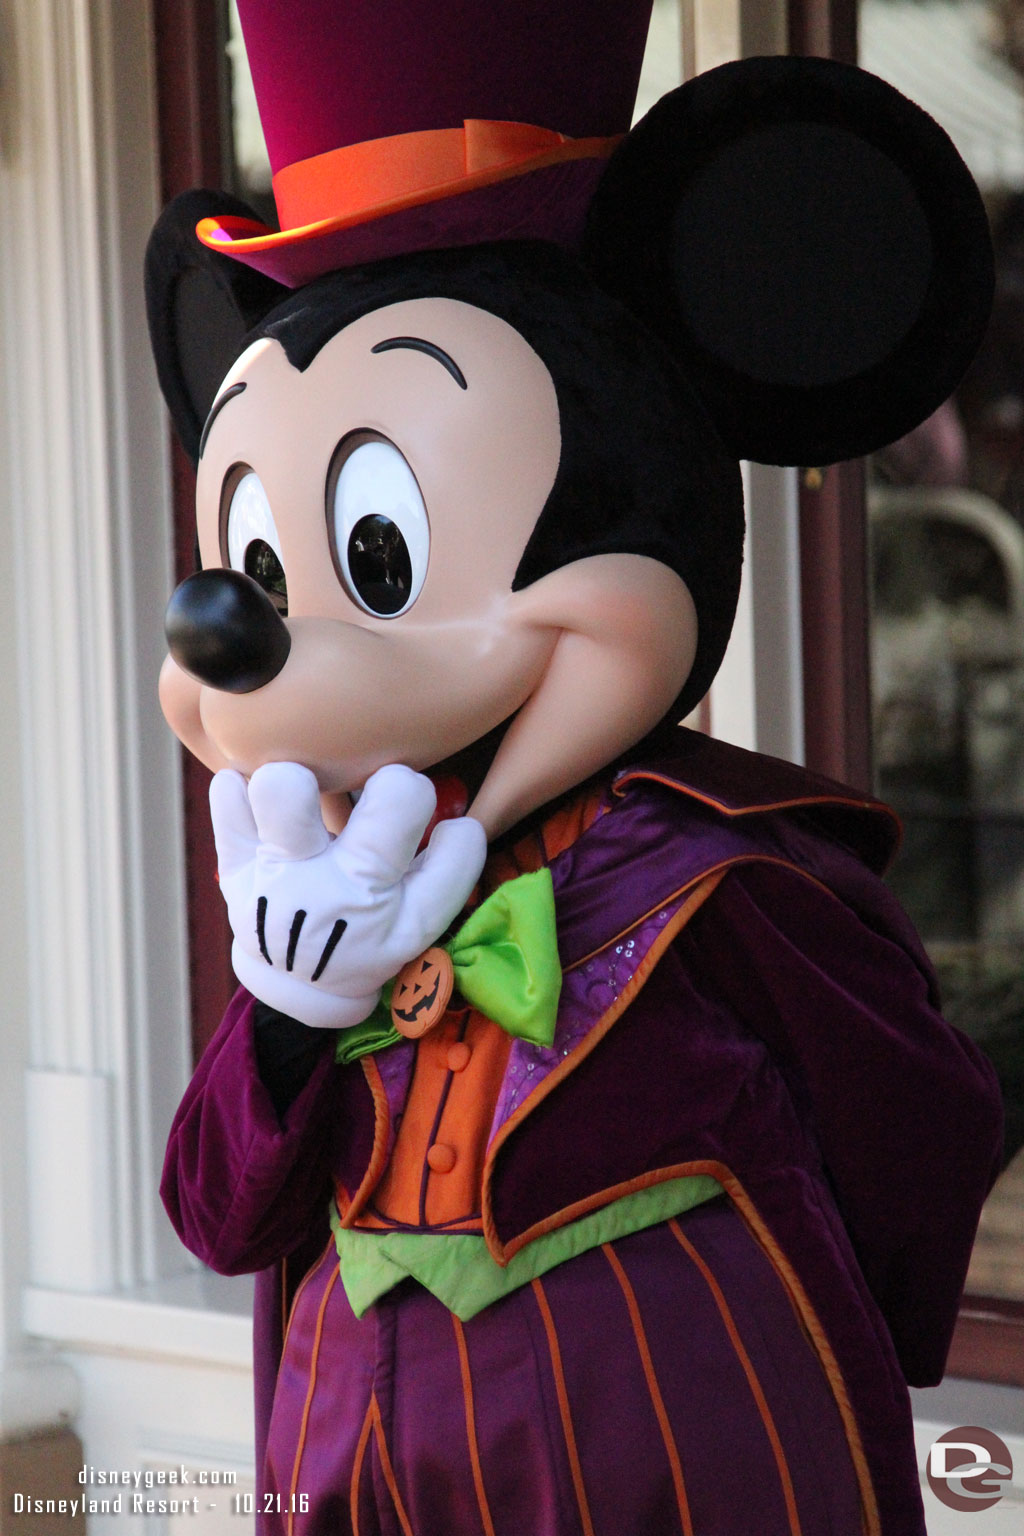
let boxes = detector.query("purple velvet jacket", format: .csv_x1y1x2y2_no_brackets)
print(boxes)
162,731,1002,1529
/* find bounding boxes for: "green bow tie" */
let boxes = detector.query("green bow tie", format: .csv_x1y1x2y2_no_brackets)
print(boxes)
335,867,562,1067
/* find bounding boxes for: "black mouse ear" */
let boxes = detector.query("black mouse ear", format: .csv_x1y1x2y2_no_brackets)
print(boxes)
145,189,288,465
584,55,994,467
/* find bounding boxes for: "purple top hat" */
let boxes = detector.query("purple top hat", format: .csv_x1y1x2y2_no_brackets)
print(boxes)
198,0,655,285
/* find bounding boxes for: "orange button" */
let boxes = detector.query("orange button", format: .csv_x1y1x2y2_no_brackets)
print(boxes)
426,1142,457,1174
446,1042,471,1073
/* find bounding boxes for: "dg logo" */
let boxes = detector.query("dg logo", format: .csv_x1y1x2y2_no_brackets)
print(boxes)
926,1424,1014,1512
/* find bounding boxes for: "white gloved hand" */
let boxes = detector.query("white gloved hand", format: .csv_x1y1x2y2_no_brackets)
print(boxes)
210,761,487,1030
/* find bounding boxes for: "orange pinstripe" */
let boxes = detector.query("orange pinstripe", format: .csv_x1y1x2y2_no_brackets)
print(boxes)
601,1243,694,1536
287,1263,339,1536
370,1396,415,1536
348,1400,375,1536
530,1278,596,1536
708,1173,879,1536
347,1395,416,1536
451,1315,497,1536
281,1238,336,1361
668,1218,802,1536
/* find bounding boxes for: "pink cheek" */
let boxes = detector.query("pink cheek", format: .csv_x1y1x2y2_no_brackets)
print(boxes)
158,654,201,739
157,658,228,772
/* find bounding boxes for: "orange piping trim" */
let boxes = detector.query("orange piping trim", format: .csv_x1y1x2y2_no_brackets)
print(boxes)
451,1315,497,1536
530,1278,596,1536
668,1218,802,1536
612,768,898,825
340,1054,392,1226
602,1243,694,1536
287,1264,339,1536
371,1396,415,1536
612,768,902,870
481,872,724,1260
349,1399,375,1536
281,1237,335,1360
566,855,833,973
500,1163,720,1264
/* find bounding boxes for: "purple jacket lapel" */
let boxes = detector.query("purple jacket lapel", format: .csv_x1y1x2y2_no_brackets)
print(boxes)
358,733,905,1164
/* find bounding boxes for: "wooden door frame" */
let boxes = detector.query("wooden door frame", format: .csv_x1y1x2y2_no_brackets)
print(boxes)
153,0,236,1058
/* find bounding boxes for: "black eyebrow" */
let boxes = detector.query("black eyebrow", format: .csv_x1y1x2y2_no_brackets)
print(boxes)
199,382,247,460
370,337,467,390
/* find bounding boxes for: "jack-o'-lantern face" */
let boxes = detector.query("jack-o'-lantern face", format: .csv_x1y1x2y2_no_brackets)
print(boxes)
390,947,455,1038
158,295,698,837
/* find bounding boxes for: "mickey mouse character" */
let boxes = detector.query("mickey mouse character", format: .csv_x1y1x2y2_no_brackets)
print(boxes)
150,4,1003,1533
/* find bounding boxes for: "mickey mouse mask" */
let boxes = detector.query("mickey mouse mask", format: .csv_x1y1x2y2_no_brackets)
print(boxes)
148,43,993,836
156,246,714,836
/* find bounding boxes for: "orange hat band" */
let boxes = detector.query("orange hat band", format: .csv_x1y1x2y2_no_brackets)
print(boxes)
272,119,622,233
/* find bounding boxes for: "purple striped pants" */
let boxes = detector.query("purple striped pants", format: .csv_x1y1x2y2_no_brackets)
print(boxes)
263,1199,866,1536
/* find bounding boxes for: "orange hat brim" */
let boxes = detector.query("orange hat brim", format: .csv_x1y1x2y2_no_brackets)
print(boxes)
196,128,620,285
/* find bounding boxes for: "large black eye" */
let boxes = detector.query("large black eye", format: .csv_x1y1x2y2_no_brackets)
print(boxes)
244,538,289,616
328,436,429,617
346,515,413,616
222,468,289,616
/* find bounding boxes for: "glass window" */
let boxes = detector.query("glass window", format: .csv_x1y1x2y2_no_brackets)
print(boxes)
226,0,272,216
862,0,1024,1303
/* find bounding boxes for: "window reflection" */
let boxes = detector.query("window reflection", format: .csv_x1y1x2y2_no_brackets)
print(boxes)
864,0,1024,1300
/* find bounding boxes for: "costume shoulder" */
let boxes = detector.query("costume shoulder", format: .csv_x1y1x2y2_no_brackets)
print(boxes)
628,734,1001,1384
553,728,907,971
615,726,900,873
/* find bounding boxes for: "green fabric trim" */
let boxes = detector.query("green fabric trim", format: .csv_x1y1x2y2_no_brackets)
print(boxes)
335,982,398,1066
330,1174,723,1322
334,867,562,1066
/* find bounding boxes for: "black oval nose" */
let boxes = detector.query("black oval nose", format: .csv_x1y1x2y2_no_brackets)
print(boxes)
165,569,291,694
